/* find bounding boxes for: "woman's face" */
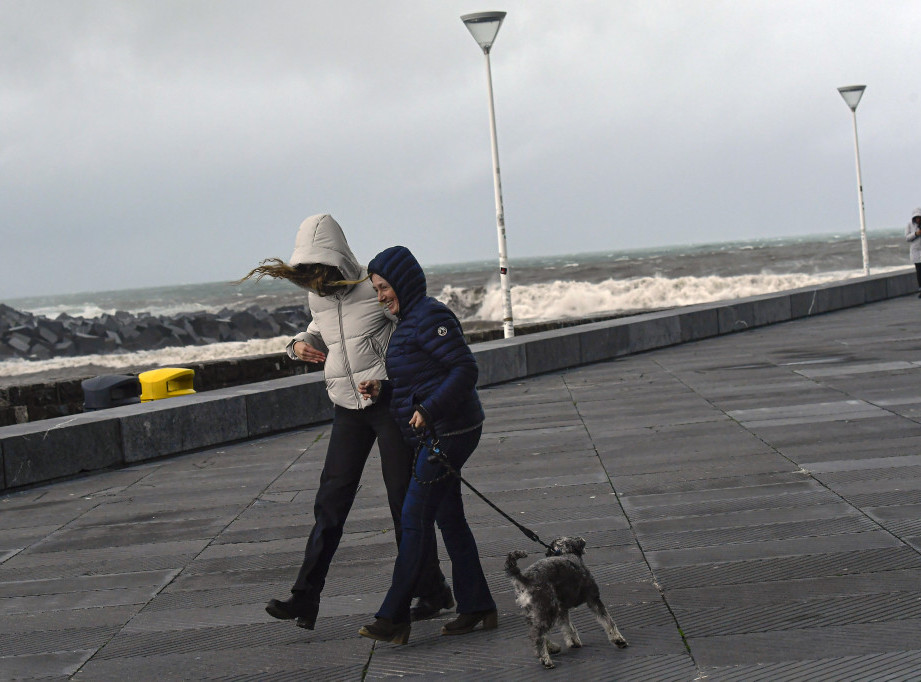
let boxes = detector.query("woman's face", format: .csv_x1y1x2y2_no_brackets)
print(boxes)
371,274,400,315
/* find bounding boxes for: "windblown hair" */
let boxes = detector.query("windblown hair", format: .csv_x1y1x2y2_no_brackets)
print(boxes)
238,258,365,296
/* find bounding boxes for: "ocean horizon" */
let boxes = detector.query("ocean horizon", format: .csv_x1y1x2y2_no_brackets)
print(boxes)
6,229,907,315
1,229,912,381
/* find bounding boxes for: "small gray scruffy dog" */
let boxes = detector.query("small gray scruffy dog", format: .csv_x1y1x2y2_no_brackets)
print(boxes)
505,536,628,668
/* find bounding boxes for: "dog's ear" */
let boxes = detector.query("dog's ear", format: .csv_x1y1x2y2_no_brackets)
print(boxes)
573,537,586,555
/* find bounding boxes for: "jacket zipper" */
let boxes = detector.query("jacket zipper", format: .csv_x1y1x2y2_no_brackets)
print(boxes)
338,298,361,407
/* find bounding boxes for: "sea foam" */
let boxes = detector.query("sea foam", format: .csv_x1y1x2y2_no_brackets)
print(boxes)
3,265,905,378
0,336,293,377
464,270,885,322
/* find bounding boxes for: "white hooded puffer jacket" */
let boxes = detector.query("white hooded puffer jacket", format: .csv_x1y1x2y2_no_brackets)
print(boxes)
906,207,921,264
286,214,394,410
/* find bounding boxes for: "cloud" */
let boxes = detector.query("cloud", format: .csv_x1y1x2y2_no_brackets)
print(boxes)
1,0,919,299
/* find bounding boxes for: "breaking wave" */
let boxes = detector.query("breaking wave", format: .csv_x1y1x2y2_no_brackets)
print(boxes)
438,270,874,323
2,262,907,379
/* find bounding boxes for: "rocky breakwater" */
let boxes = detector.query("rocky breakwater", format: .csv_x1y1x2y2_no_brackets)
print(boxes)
0,303,315,426
0,303,311,361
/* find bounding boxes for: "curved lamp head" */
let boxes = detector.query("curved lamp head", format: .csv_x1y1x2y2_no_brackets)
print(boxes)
461,11,506,53
837,85,866,112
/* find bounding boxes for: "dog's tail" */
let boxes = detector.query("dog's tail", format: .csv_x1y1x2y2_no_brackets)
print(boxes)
505,550,530,585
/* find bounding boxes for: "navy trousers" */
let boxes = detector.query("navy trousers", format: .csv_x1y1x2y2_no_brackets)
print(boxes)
376,426,495,624
292,399,445,600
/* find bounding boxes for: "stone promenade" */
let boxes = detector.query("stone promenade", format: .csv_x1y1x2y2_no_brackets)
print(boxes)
3,296,921,680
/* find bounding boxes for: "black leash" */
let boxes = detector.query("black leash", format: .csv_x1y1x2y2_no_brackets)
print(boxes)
413,429,553,553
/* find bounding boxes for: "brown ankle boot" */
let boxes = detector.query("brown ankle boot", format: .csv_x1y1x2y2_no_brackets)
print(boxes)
359,617,411,645
441,609,498,635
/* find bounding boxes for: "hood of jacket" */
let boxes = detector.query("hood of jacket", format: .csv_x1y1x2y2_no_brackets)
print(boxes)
367,246,427,316
289,214,362,283
913,208,921,222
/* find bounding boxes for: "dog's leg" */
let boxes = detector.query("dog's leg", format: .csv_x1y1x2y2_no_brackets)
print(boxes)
560,610,582,649
531,624,555,669
586,596,628,648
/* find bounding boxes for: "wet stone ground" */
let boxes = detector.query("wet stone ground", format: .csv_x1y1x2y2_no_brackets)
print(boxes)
3,296,921,680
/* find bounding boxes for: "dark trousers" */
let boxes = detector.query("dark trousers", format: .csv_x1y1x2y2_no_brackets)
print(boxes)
914,263,921,288
376,426,495,624
292,399,445,600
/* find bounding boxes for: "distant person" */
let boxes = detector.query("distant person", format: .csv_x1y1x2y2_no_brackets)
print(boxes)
239,215,451,631
907,208,921,297
357,245,497,646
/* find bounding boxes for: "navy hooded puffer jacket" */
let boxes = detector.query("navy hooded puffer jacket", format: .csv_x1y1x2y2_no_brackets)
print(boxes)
368,246,485,442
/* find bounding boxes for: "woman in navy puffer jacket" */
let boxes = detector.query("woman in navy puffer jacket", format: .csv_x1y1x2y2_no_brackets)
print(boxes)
357,246,497,645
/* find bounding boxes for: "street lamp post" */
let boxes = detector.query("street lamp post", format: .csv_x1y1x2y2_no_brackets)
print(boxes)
837,84,869,276
461,10,514,338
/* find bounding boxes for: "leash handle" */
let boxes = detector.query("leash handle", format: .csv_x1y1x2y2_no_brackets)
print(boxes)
411,430,452,486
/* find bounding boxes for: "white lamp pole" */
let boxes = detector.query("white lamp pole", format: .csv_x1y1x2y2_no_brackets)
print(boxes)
461,10,514,338
837,84,869,276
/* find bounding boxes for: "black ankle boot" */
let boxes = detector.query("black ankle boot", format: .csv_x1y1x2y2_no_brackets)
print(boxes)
358,617,411,645
410,582,456,621
441,609,498,635
265,592,320,629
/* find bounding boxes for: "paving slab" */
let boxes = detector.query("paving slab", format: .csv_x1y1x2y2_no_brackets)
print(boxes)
3,296,921,680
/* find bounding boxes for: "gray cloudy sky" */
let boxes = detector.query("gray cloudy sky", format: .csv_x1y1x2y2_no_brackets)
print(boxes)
2,0,919,299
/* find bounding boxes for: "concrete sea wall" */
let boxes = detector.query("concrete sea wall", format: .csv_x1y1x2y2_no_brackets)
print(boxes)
0,270,914,492
0,313,640,426
0,354,313,426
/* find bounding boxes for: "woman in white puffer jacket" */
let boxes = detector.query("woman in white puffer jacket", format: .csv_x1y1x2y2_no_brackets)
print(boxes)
284,214,395,407
241,214,450,631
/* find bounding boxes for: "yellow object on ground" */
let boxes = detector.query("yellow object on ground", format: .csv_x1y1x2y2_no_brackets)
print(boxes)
138,367,196,401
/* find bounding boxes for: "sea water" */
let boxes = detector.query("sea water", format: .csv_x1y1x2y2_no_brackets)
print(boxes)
1,231,910,379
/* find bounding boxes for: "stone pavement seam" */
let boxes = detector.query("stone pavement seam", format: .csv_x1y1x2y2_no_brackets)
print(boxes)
560,370,700,677
67,432,323,678
5,298,921,680
651,349,921,564
561,309,921,678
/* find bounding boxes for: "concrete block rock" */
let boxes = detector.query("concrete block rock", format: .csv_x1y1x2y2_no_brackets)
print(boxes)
190,314,222,340
98,313,125,332
229,310,259,338
0,303,33,327
53,339,76,355
131,322,170,349
217,320,234,342
0,341,16,359
29,342,53,360
74,332,107,355
7,331,32,355
36,320,63,345
178,318,203,345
